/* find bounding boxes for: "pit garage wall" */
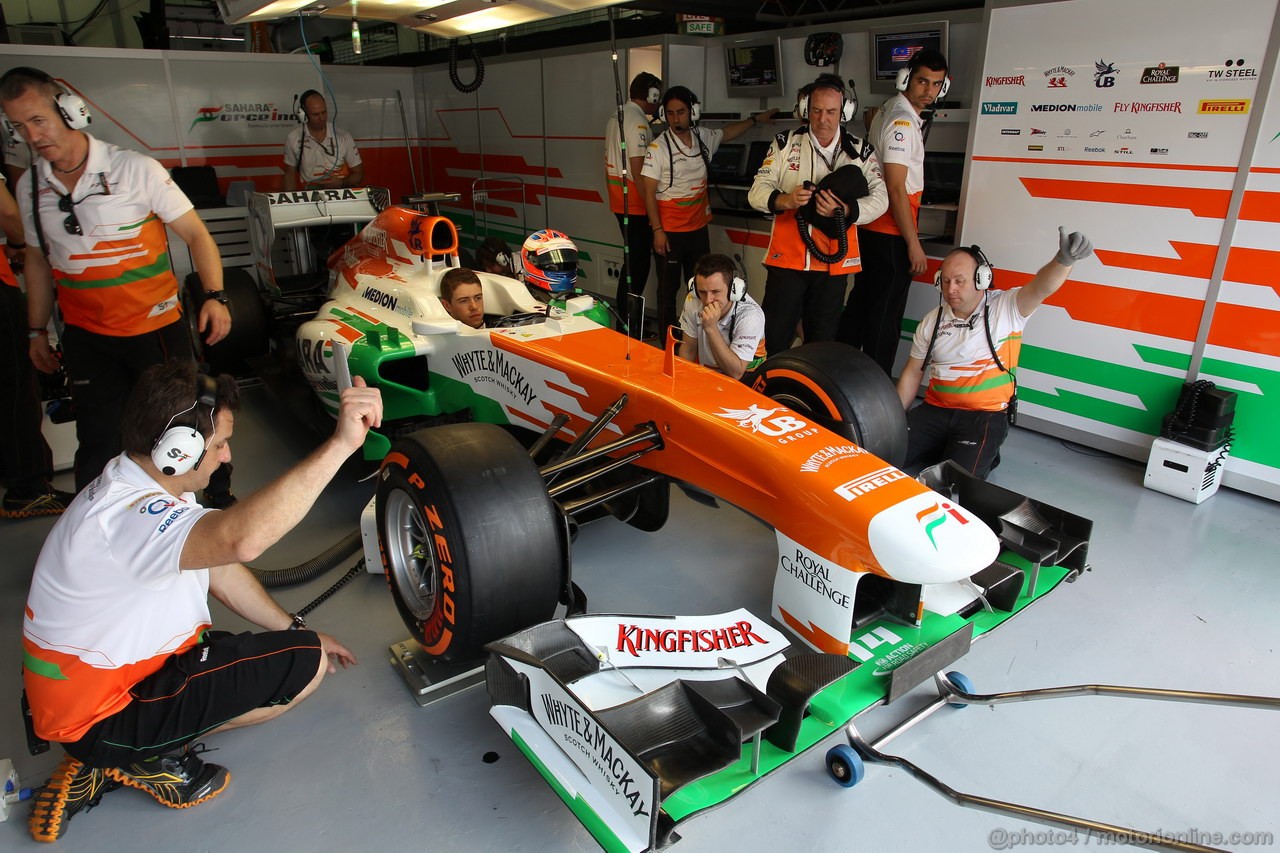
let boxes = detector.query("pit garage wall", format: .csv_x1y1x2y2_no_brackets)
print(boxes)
961,0,1280,500
0,44,420,201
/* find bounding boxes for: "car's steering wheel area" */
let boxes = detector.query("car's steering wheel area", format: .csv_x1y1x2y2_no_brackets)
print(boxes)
492,311,549,329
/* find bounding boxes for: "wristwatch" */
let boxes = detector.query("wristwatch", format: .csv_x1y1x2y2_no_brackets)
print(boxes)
287,613,307,630
204,289,229,306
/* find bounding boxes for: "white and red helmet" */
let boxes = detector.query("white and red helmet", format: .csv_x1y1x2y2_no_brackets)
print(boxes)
520,229,579,293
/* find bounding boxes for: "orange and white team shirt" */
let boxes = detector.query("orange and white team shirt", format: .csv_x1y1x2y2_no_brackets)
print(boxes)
283,122,361,187
640,126,723,233
910,288,1028,412
17,134,193,337
863,92,925,237
22,454,214,742
604,101,654,216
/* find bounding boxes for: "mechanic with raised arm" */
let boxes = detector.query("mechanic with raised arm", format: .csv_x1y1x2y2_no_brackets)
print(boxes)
22,359,379,843
605,72,661,336
895,228,1094,479
283,90,364,191
641,86,775,340
748,74,888,357
439,267,486,329
0,66,233,501
839,49,950,376
677,253,764,381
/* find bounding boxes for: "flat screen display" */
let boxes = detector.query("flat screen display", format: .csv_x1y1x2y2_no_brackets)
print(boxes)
869,22,948,94
726,39,784,98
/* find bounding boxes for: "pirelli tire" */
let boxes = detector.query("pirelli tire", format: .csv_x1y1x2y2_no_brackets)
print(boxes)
182,268,269,374
377,423,563,662
752,342,908,467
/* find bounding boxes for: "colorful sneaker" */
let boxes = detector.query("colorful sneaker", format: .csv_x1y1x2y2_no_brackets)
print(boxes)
104,745,230,809
28,755,116,843
1,489,76,520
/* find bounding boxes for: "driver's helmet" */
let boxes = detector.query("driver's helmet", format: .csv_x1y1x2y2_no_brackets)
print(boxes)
520,229,578,293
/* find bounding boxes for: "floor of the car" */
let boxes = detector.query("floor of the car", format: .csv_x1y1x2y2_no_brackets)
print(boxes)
1,384,1276,852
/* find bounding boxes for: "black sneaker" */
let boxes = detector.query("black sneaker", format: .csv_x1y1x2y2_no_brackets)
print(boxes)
28,754,117,843
1,489,76,520
104,745,230,809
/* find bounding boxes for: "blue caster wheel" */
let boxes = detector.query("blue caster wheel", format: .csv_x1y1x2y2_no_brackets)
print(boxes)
825,743,865,788
945,670,975,708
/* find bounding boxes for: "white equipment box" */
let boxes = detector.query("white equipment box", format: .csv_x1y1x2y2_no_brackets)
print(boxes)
1144,437,1225,504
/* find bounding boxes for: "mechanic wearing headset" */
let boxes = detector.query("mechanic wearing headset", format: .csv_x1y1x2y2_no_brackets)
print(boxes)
641,86,775,340
895,228,1093,479
839,49,950,376
22,359,375,842
605,72,662,336
677,252,765,381
0,66,233,500
439,267,486,329
283,90,364,191
748,74,888,357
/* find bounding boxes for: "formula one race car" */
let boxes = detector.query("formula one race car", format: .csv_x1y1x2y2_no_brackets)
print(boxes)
283,199,1099,850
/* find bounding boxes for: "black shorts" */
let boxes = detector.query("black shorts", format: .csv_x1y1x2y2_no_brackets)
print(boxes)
65,630,322,768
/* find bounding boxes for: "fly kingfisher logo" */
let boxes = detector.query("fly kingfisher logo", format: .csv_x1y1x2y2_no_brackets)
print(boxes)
916,501,968,549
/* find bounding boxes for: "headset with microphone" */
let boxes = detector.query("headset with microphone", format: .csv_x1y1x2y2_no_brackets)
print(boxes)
658,86,701,124
0,66,92,133
295,89,322,124
688,272,746,304
895,65,952,99
151,374,219,477
935,244,994,291
794,75,858,124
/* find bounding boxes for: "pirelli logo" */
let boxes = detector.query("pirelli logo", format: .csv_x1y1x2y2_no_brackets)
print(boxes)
1197,99,1250,115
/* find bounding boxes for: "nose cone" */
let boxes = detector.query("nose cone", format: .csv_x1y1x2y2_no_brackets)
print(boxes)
866,492,999,584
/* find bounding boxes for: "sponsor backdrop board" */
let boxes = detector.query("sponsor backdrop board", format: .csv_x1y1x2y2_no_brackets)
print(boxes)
966,0,1279,499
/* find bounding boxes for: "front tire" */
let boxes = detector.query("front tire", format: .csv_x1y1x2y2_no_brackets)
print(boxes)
752,342,908,467
377,423,563,661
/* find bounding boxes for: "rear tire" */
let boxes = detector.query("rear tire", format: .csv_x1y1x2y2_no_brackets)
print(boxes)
377,423,563,661
752,342,908,467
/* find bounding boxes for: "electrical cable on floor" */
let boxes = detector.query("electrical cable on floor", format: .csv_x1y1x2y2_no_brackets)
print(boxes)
1057,437,1141,465
295,559,366,623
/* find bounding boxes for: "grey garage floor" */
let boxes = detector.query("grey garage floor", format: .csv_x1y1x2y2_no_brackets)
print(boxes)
1,384,1277,852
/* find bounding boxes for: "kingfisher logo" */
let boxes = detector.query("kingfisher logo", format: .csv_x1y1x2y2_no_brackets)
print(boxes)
985,75,1026,87
916,502,968,550
981,102,1018,115
1198,99,1250,115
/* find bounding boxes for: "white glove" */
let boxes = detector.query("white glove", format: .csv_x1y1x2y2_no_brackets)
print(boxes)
1055,226,1093,266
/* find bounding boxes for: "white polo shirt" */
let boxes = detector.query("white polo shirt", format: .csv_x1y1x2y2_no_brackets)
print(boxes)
284,122,362,187
679,290,766,371
869,92,925,195
23,454,214,741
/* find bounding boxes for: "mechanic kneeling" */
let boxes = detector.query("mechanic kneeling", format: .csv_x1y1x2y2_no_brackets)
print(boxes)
895,228,1093,479
21,360,380,843
677,253,765,381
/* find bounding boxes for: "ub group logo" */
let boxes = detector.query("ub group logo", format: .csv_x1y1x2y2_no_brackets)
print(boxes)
715,405,815,442
1093,59,1118,89
915,501,968,550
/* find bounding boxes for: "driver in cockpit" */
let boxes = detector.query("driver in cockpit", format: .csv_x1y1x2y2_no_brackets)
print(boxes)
438,268,486,329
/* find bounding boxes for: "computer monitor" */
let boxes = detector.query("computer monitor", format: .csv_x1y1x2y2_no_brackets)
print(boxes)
725,37,784,98
921,151,964,205
709,143,746,182
868,22,948,95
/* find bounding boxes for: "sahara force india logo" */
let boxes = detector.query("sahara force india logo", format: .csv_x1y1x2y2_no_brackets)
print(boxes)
188,103,295,132
915,501,969,550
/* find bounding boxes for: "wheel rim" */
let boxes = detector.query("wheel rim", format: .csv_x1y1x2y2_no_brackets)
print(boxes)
384,487,436,620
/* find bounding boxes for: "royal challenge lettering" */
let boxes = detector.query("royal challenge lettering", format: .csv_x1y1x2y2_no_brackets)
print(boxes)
779,550,850,608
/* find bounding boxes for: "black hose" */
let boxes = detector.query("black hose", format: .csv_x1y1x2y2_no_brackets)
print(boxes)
797,207,848,264
249,530,364,589
449,39,484,93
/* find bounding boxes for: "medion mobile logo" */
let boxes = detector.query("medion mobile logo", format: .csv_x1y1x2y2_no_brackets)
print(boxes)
1030,103,1103,112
